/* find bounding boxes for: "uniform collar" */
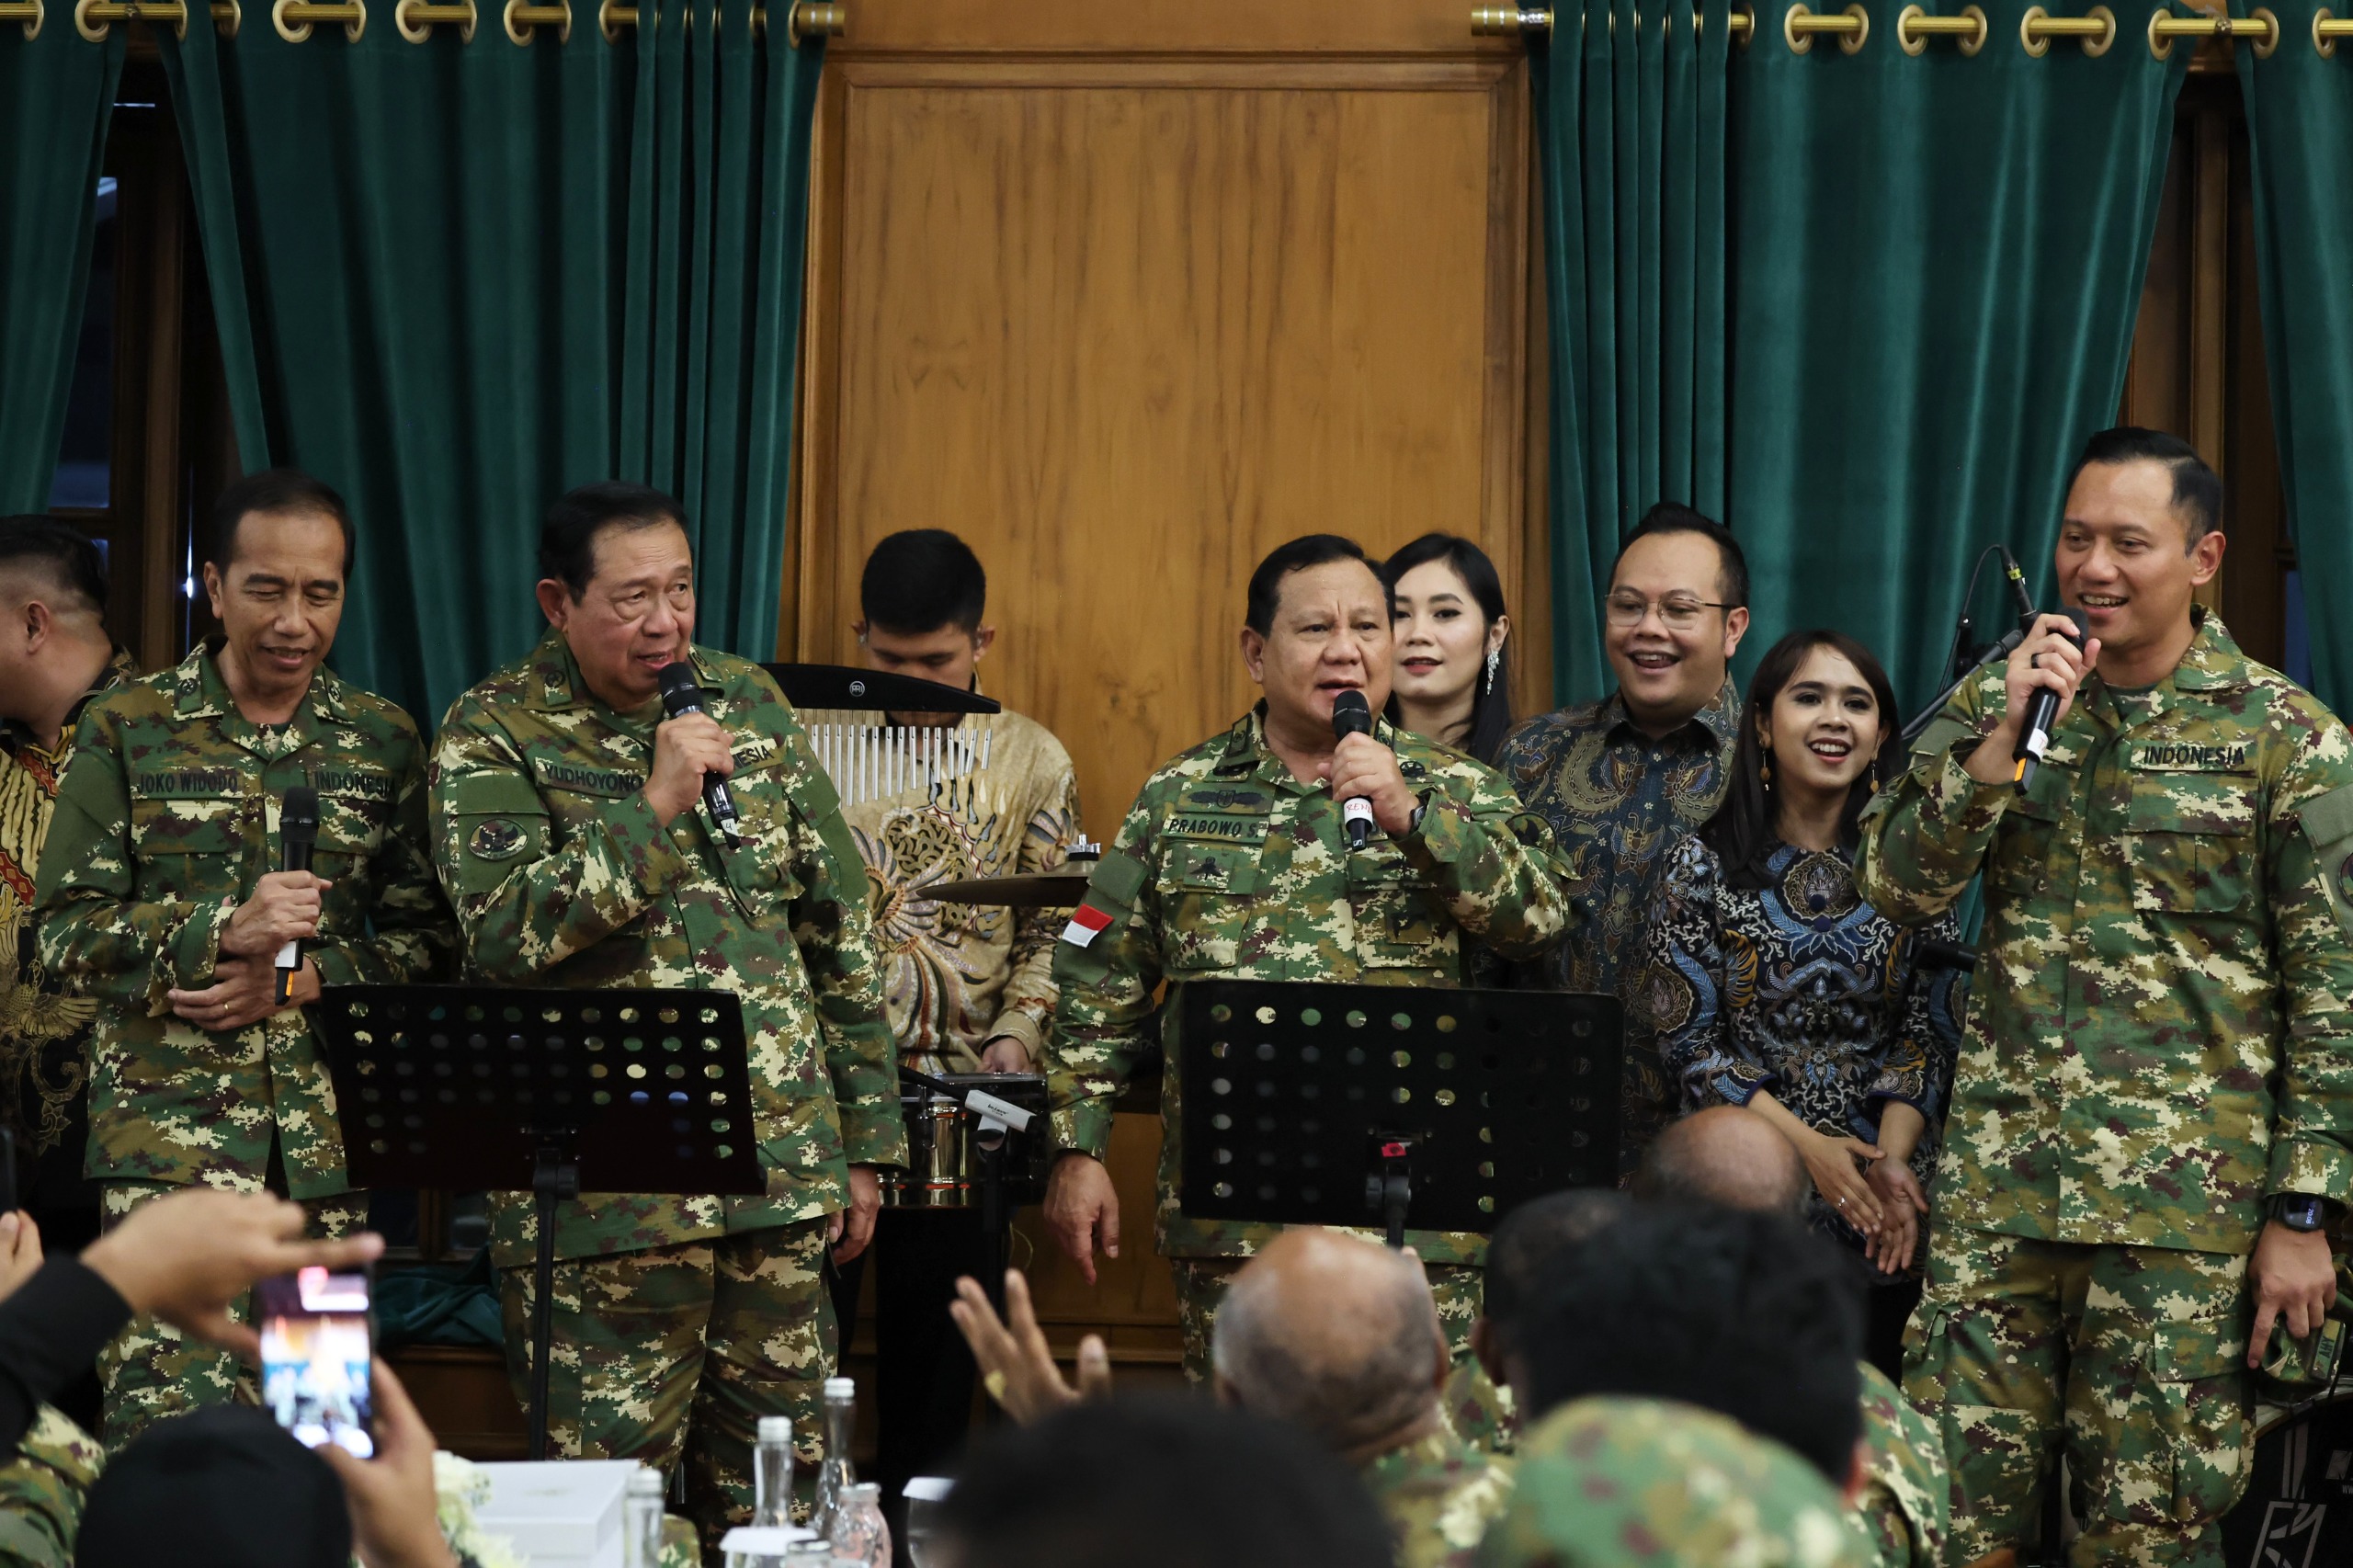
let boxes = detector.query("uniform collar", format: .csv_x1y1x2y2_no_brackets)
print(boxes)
175,642,353,727
526,627,723,714
1229,702,1405,779
2166,606,2244,693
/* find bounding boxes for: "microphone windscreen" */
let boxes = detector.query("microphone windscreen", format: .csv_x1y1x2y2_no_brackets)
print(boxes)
280,786,319,846
656,661,702,717
1331,688,1373,739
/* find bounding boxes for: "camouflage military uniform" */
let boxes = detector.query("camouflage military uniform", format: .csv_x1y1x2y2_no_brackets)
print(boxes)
432,631,904,1551
1477,1396,1864,1567
1046,710,1572,1381
1857,611,2353,1566
1494,682,1739,1178
1853,1360,1945,1568
1363,1423,1515,1568
1442,1358,1519,1458
34,645,455,1446
0,1406,103,1568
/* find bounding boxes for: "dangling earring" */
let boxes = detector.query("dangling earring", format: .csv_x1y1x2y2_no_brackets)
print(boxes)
1759,754,1773,788
1483,645,1501,697
1869,773,1880,796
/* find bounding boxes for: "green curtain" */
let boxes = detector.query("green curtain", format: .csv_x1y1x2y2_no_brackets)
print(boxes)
1726,0,2186,708
2237,2,2353,713
1533,0,1732,705
0,24,123,513
160,5,822,726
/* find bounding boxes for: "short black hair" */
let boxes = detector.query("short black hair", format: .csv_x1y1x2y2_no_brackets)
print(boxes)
0,515,108,614
1483,1188,1628,1348
1613,502,1748,610
860,528,986,632
208,469,355,579
938,1396,1393,1568
1518,1204,1863,1483
1245,535,1382,636
2067,426,2223,541
540,481,688,600
77,1405,353,1568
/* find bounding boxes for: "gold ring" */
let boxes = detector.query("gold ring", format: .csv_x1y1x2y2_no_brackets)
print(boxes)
983,1369,1008,1403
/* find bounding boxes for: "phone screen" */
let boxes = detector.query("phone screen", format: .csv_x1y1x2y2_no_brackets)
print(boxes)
256,1266,375,1459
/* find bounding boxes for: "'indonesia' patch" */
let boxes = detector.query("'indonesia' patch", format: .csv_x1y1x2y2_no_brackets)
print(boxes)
1061,903,1114,949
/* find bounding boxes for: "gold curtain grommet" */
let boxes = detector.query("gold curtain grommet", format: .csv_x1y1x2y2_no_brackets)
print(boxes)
1784,1,1812,51
597,0,631,38
17,0,43,37
213,0,237,31
1733,0,1755,45
271,0,310,37
2020,3,2051,54
1837,1,1867,51
2083,4,2115,55
1897,1,1927,53
2146,6,2174,57
73,0,106,38
395,0,424,37
1960,2,1987,53
2250,5,2279,55
2319,6,2339,57
503,0,569,42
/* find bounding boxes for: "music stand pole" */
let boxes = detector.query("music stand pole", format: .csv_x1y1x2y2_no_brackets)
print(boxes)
527,1143,580,1460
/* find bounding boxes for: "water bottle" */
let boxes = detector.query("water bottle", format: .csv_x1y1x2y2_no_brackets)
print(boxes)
623,1466,667,1568
809,1376,858,1538
754,1415,795,1528
828,1481,890,1568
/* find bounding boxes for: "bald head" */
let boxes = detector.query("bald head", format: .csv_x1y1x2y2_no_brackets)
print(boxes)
1634,1105,1808,1217
1211,1230,1446,1457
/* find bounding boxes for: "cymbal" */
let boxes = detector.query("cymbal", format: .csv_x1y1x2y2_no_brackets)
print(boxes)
926,870,1094,907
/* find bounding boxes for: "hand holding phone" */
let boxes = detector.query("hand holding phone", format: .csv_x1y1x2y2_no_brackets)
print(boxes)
258,1265,377,1459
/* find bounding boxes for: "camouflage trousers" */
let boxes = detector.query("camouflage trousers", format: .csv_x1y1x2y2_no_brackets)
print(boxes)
497,1220,834,1558
97,1179,367,1450
1171,1256,1481,1386
1903,1223,2252,1568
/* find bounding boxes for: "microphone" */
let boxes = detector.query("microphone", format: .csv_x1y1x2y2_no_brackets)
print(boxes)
655,662,742,845
1330,689,1377,852
2010,617,2086,793
275,786,318,1006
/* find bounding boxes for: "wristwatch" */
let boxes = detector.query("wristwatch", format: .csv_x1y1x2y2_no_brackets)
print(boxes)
2268,1193,2341,1233
1406,794,1429,836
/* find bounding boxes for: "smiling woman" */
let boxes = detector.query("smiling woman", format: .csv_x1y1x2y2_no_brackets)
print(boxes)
1380,534,1512,764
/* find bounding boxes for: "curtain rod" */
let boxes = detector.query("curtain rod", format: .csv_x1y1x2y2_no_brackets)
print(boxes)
1472,3,2353,56
4,0,842,42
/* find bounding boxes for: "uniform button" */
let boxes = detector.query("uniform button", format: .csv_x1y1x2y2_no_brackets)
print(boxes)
1650,752,1662,764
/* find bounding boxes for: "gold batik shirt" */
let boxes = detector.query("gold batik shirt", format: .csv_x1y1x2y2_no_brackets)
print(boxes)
0,646,137,1203
797,708,1082,1074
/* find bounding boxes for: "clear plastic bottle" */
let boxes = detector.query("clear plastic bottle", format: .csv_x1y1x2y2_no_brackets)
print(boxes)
754,1415,795,1528
809,1376,858,1538
828,1481,890,1568
623,1466,667,1568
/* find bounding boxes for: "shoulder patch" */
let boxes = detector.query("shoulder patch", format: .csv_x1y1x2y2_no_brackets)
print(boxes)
466,818,529,861
2299,781,2353,849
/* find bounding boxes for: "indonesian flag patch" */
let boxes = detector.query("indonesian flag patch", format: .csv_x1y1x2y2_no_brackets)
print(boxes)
1061,903,1115,949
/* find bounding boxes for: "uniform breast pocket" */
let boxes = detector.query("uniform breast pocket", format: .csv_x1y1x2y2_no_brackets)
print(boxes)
1164,839,1256,974
1347,854,1449,968
1990,776,2067,901
719,763,802,902
127,797,250,901
2122,774,2256,917
314,792,392,881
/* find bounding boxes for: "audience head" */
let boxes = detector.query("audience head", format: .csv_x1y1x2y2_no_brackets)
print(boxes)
201,470,355,707
1380,533,1513,761
1633,1106,1808,1217
77,1405,354,1568
2059,426,2224,671
1474,1187,1630,1390
1606,504,1749,736
536,481,695,710
1698,628,1898,890
937,1395,1393,1568
1240,535,1393,747
0,516,111,732
1210,1229,1447,1460
1518,1204,1864,1487
854,528,994,717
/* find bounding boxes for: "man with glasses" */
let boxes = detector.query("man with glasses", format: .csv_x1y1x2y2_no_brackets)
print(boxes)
1493,504,1751,1180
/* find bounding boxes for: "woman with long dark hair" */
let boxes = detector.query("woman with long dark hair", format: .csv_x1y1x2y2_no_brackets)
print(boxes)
1379,534,1513,763
1634,630,1966,1374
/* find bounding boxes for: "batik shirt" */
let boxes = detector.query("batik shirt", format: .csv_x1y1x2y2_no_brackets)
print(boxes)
1494,682,1740,1176
1858,610,2353,1254
797,708,1080,1074
1636,836,1965,1263
0,645,135,1207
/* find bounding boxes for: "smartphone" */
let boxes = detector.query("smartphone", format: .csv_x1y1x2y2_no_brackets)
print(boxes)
256,1265,376,1459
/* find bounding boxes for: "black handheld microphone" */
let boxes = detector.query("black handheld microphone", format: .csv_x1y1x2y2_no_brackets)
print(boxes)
655,662,743,845
276,786,318,1006
1330,689,1378,852
2010,617,2086,793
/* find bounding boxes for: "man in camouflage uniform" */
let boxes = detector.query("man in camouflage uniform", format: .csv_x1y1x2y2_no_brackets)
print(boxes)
1477,1398,1863,1568
35,471,454,1447
1859,427,2353,1565
1040,535,1572,1381
1853,1361,1944,1568
1493,506,1750,1178
0,1405,104,1568
430,482,903,1549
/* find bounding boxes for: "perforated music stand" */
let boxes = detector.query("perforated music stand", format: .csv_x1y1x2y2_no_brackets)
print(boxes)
309,984,765,1460
1176,981,1621,1245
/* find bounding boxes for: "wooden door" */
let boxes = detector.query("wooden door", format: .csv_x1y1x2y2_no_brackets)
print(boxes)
789,0,1538,1372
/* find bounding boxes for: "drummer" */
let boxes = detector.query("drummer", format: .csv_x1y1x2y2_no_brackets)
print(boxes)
803,528,1086,1518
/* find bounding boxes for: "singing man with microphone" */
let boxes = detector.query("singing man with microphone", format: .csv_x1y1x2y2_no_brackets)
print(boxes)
1858,427,2353,1565
1040,534,1572,1383
34,469,457,1446
429,482,903,1553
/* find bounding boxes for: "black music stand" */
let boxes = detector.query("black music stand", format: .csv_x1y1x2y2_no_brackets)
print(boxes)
310,984,766,1460
763,664,1001,715
1176,981,1621,1246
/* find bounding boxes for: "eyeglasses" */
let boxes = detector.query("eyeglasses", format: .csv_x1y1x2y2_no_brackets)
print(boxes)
1604,592,1729,631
